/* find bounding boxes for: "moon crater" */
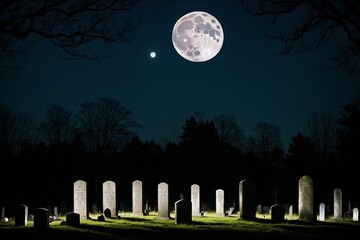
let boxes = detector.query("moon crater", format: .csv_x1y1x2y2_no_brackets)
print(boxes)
172,11,224,62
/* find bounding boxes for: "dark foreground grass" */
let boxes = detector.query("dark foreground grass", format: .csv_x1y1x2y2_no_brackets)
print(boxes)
1,212,359,240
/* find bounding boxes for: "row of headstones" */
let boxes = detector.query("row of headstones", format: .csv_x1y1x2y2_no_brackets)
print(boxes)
74,179,257,221
6,175,359,227
76,176,359,222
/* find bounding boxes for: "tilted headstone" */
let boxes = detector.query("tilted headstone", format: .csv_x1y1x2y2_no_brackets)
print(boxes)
66,212,80,227
132,180,144,216
157,182,170,219
34,208,49,229
74,179,87,220
298,175,314,221
191,184,201,216
353,208,359,221
216,189,226,216
103,180,116,217
175,199,192,224
15,204,28,226
333,188,343,220
239,179,256,220
270,204,285,223
319,203,325,221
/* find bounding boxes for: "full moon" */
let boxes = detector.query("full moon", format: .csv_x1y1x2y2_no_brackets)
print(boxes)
150,51,156,58
172,11,224,62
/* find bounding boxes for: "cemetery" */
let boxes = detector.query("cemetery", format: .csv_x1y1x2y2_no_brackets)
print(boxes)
0,175,359,240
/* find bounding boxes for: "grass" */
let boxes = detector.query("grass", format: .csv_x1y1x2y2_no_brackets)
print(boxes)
1,211,359,240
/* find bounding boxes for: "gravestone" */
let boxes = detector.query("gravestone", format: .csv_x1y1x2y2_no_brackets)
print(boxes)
103,180,116,217
289,205,293,216
353,208,359,221
191,184,202,216
239,179,256,220
270,204,285,223
319,203,325,221
74,179,87,220
157,182,170,219
104,208,111,218
132,180,144,216
1,206,4,218
66,212,80,227
228,206,235,215
53,206,58,217
15,204,28,226
175,199,192,224
34,208,49,229
333,188,343,220
298,175,314,221
257,204,262,213
216,189,226,216
92,204,98,214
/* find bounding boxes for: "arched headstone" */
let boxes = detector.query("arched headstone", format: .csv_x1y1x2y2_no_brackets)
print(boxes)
333,188,343,220
132,180,144,216
15,204,28,226
103,180,116,218
191,184,201,216
175,199,192,224
34,208,49,229
74,179,87,220
157,182,170,219
216,189,226,216
298,175,314,221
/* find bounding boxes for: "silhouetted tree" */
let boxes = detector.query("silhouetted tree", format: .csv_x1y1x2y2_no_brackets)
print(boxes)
39,105,77,145
251,120,283,164
78,97,140,156
213,113,246,152
304,110,336,163
336,96,360,165
0,105,35,156
0,0,141,79
240,0,360,76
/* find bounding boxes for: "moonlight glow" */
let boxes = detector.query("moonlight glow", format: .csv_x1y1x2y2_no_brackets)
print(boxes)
172,11,224,62
150,52,156,58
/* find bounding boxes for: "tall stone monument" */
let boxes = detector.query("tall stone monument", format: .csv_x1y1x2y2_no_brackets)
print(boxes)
298,175,314,221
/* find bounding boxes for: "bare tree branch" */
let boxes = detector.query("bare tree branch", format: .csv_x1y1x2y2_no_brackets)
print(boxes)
240,0,360,76
0,0,141,78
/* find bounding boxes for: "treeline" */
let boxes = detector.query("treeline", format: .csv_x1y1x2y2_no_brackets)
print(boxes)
0,97,359,214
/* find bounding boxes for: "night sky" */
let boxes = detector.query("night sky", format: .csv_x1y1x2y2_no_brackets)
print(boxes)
1,0,359,148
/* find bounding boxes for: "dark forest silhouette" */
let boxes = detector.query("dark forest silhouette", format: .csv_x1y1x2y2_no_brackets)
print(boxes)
0,96,359,216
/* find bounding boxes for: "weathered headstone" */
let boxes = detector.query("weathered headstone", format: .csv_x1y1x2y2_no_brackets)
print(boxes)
175,199,192,224
103,180,116,217
319,203,325,221
74,179,87,220
132,180,144,216
333,188,343,220
216,189,226,216
191,184,201,216
0,206,4,218
34,208,49,229
239,179,256,220
66,212,80,227
157,182,170,219
298,175,314,221
270,204,285,223
92,204,98,214
353,208,359,221
15,204,28,226
289,205,293,216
